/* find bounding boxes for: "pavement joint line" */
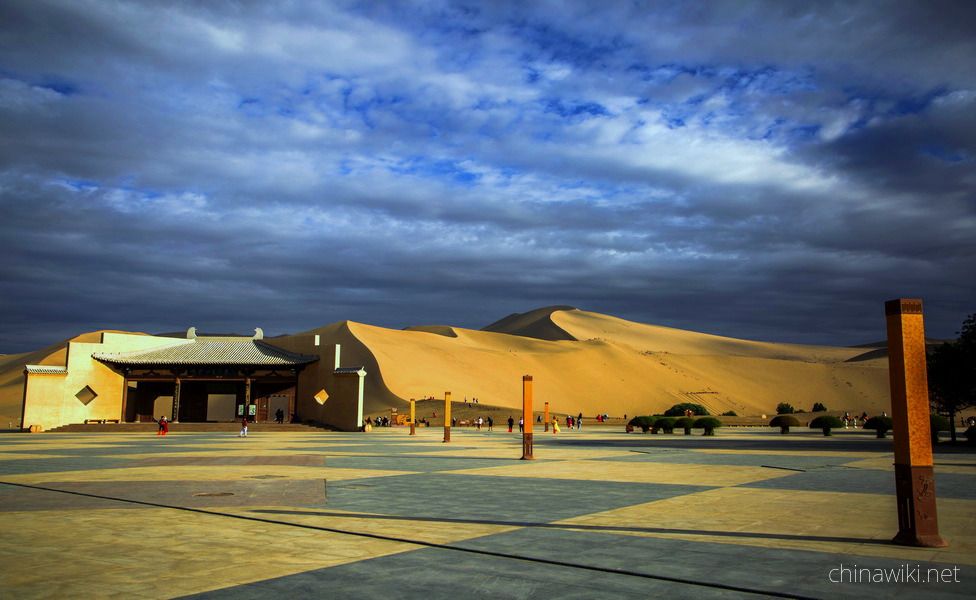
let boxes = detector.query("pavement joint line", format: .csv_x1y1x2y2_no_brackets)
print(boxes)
761,465,807,472
0,478,818,599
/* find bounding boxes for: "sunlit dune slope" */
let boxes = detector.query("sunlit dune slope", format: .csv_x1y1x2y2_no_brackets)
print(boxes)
348,308,890,418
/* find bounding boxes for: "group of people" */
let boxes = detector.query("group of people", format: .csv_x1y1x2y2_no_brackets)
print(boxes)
843,411,870,429
448,416,494,431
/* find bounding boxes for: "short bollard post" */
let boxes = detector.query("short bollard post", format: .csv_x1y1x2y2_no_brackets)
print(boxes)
521,375,534,460
885,298,947,547
409,398,416,436
544,401,550,432
443,391,451,443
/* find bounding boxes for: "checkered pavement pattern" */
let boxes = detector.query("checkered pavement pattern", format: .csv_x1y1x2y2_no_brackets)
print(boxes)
1,427,973,599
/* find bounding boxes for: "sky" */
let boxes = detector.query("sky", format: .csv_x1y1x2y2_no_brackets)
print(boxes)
1,1,974,353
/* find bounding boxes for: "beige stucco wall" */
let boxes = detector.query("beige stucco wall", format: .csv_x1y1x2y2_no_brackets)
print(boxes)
272,333,367,432
21,373,66,431
21,333,187,431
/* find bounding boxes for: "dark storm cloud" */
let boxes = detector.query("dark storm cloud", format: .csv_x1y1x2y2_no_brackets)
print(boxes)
0,0,973,352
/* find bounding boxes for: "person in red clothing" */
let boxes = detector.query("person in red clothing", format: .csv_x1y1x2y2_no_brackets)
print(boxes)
239,416,249,438
158,416,169,436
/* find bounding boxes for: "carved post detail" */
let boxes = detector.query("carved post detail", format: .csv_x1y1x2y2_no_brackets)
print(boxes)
522,375,534,460
172,376,181,423
885,298,947,547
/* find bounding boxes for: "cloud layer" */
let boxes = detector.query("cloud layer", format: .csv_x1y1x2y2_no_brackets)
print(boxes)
1,1,974,351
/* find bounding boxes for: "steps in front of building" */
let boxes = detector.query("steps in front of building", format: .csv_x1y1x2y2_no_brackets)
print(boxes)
47,422,335,433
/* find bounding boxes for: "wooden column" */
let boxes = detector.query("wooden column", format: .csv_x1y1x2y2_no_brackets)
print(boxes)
409,399,416,436
522,375,534,460
544,401,550,432
172,376,181,422
245,377,252,420
885,298,947,547
443,391,451,443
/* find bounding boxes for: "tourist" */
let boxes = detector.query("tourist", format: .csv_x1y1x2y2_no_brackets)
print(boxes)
519,417,524,433
552,417,560,435
157,415,167,436
275,408,284,424
536,414,542,423
507,416,514,432
239,416,249,437
567,415,573,429
577,413,583,430
476,417,483,431
487,416,493,431
452,417,457,428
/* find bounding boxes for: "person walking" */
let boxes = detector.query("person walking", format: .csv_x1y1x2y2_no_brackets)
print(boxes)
552,417,560,435
487,416,493,432
157,416,169,436
577,412,583,431
508,416,514,432
518,417,524,433
240,416,249,437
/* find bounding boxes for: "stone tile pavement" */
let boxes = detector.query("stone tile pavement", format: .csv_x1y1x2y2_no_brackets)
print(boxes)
0,426,973,598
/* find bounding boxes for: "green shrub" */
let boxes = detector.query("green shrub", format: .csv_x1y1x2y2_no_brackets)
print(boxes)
809,415,843,436
674,417,696,435
628,416,654,433
664,403,709,417
693,417,722,436
930,414,950,445
653,417,677,434
812,402,827,412
769,415,800,434
721,410,738,416
776,402,795,415
864,416,893,438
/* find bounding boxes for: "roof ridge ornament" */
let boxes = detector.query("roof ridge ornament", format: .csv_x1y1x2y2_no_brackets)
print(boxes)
253,327,264,340
187,327,197,339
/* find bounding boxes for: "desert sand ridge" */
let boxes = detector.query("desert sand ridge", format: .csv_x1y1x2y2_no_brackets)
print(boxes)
345,307,889,418
0,309,890,424
481,305,579,341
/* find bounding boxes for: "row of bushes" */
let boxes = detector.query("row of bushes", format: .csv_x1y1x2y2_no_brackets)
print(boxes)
628,416,722,436
770,414,976,444
776,402,829,415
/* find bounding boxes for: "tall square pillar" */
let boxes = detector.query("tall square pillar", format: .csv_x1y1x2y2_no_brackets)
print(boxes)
522,375,534,459
885,298,946,547
443,391,451,442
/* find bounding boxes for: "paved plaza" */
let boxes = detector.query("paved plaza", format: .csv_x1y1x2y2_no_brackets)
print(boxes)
0,426,973,598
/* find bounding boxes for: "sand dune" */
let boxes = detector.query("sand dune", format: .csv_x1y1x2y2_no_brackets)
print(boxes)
1,309,891,424
342,307,890,418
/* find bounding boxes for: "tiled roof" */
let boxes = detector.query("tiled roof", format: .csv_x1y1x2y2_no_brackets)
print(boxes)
25,365,67,374
93,338,318,366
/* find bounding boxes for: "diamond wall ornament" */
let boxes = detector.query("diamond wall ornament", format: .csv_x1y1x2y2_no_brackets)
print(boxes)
76,386,97,405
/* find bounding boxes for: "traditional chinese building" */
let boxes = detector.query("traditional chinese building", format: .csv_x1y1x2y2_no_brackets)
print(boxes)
21,327,368,431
